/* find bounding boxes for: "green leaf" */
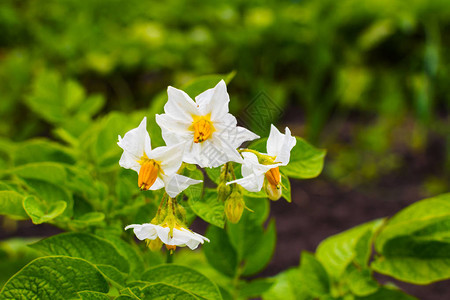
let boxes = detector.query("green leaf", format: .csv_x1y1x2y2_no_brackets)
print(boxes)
354,229,374,268
371,193,450,284
262,268,310,300
205,166,221,184
0,256,108,299
71,212,106,229
282,137,326,179
22,196,67,224
371,237,450,284
95,112,131,168
130,283,198,300
345,265,378,296
24,178,73,217
97,264,127,288
298,252,330,297
12,162,67,185
243,195,270,226
241,220,276,276
78,291,110,300
354,286,417,300
204,225,238,277
77,94,105,117
99,235,145,278
316,219,383,280
30,232,129,273
239,278,274,299
141,264,222,300
0,190,28,220
188,188,225,228
375,193,450,251
13,139,75,166
249,137,326,179
281,172,291,202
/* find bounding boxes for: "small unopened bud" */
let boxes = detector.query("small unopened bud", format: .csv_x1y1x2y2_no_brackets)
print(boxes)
147,238,163,251
217,182,231,202
225,190,245,223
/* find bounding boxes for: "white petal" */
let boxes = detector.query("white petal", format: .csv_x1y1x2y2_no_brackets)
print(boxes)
195,80,230,120
148,143,184,176
160,128,192,147
118,151,141,173
163,174,202,198
227,173,265,192
148,177,164,191
266,124,283,157
165,86,198,120
241,152,275,176
125,223,158,241
155,226,171,245
169,228,192,246
155,113,191,135
267,125,296,165
117,117,151,160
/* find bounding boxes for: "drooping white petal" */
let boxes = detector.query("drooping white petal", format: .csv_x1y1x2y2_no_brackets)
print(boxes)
148,143,184,176
163,174,202,198
118,117,151,172
154,225,171,245
165,86,198,120
126,223,209,250
180,228,209,250
125,224,158,240
195,80,230,120
267,125,296,165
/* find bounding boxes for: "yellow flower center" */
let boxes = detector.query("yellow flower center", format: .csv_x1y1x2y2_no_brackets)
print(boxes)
137,155,162,190
191,114,215,143
265,167,281,188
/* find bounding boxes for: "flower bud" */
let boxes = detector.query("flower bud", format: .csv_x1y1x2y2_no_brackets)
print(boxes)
217,182,231,202
225,190,245,223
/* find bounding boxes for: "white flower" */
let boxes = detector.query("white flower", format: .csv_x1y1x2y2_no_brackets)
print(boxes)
155,80,259,168
125,223,210,250
228,125,296,196
118,117,202,197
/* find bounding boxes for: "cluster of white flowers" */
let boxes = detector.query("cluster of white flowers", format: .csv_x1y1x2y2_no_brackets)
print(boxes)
118,80,296,251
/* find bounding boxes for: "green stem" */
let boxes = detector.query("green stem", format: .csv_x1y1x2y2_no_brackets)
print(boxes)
166,250,174,264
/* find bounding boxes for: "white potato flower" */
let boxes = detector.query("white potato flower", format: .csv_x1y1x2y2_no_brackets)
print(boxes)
125,223,210,250
118,117,201,197
155,80,259,168
228,125,296,199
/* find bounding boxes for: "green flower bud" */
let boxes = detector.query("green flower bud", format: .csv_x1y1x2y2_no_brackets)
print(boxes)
217,182,232,202
225,190,245,223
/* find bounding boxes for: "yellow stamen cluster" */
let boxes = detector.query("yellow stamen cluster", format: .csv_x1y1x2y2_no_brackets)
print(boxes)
265,167,281,188
138,157,161,190
265,167,282,201
191,114,214,143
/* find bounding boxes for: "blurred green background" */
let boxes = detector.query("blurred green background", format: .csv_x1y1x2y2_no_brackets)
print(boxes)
0,0,449,192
